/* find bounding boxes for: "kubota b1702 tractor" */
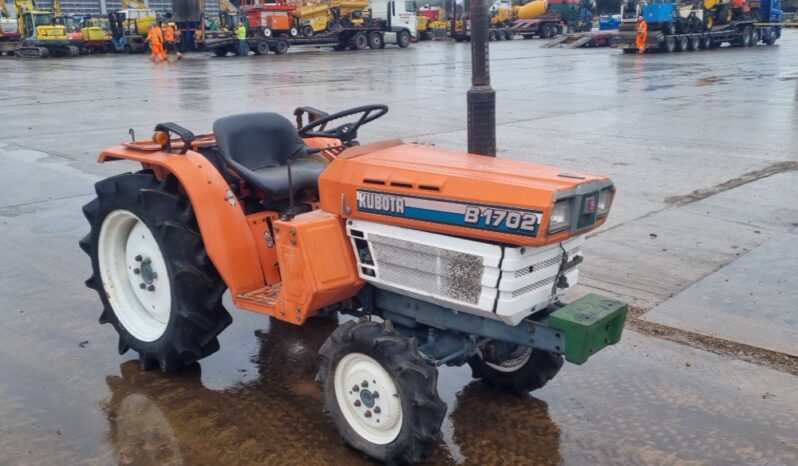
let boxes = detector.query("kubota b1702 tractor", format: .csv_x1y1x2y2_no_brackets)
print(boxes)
81,105,627,463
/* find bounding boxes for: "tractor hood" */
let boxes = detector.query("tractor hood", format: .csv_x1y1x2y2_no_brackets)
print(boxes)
318,141,614,247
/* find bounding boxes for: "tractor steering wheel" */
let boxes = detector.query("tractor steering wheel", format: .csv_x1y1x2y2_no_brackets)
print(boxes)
297,104,388,144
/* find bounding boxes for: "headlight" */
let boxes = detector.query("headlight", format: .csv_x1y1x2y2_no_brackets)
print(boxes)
549,200,571,233
597,188,613,216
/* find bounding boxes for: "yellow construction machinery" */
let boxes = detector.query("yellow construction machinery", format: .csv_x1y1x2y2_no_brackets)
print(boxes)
416,4,452,40
294,0,369,37
118,0,156,35
13,0,78,57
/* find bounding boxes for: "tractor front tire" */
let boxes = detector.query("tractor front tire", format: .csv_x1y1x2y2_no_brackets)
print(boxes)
80,172,231,372
317,320,446,464
468,345,563,394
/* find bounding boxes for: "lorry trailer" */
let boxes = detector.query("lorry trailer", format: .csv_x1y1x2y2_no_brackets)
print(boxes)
206,24,411,56
610,18,780,52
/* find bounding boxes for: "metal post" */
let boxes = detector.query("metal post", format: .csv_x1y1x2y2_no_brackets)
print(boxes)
449,0,456,37
467,0,496,156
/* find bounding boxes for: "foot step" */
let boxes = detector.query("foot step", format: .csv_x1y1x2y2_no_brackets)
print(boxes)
237,284,281,306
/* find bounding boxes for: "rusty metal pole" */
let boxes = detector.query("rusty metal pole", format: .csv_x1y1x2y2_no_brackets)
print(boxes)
467,0,496,156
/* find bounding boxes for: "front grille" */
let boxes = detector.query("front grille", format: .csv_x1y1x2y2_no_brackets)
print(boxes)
514,246,581,278
369,233,484,305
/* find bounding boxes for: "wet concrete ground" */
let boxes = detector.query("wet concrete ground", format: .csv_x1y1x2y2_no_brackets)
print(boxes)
1,33,798,464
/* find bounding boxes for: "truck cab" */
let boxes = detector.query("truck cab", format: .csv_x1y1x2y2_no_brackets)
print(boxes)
370,0,417,35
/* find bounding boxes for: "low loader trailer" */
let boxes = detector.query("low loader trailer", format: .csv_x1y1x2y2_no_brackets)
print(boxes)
611,19,780,52
207,24,410,56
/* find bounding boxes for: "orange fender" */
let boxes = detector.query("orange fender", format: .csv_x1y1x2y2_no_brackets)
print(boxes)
99,145,265,295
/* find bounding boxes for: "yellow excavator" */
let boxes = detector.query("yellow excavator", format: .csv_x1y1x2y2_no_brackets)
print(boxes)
294,0,370,38
14,0,79,57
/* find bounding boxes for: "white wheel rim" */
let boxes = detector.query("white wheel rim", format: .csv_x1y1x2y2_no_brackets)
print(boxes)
482,346,532,373
98,210,172,342
334,352,403,445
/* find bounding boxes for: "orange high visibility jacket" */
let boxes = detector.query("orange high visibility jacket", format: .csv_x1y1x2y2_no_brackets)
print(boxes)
637,20,647,34
147,26,163,45
164,25,175,42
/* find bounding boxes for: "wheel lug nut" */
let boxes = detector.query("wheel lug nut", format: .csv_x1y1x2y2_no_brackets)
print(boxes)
139,283,146,289
372,391,379,399
133,268,140,275
354,400,361,407
361,381,368,388
364,410,372,418
142,257,151,265
374,407,381,414
352,385,359,392
134,255,142,262
147,285,155,292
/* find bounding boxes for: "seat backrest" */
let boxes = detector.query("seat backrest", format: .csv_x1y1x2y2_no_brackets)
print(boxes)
213,112,307,170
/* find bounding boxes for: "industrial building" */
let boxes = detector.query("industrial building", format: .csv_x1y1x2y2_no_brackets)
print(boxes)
15,0,219,16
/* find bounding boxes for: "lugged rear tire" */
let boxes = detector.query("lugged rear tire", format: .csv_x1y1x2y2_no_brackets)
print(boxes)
317,320,446,464
80,172,231,372
468,345,563,394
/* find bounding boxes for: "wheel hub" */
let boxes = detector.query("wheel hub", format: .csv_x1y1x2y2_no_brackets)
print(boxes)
334,352,402,445
98,210,172,342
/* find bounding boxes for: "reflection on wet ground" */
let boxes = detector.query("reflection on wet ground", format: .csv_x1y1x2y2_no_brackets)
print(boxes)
101,316,798,466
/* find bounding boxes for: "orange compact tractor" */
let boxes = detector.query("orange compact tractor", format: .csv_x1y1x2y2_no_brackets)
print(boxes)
81,105,627,463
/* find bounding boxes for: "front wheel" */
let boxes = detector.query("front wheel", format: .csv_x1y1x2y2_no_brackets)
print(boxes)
80,173,231,372
397,30,411,48
468,344,563,394
317,320,446,464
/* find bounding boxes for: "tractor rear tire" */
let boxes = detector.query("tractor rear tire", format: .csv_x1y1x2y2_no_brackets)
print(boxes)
468,345,563,394
317,320,446,464
80,172,231,373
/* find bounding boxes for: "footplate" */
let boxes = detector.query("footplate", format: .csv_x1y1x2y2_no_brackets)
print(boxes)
547,294,627,365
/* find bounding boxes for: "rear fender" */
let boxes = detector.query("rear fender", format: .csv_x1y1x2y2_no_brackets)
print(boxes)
99,145,265,294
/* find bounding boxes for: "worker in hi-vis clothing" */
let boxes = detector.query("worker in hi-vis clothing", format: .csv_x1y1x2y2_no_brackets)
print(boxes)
636,16,648,54
164,23,182,60
236,22,248,56
146,22,167,62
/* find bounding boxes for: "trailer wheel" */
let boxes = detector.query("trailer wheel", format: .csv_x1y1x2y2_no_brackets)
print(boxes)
676,35,688,51
368,31,384,49
751,28,761,44
213,47,228,57
317,320,446,464
255,40,270,55
664,35,676,52
302,25,314,38
397,30,410,48
689,35,700,51
468,345,564,394
540,23,553,39
350,32,368,50
741,26,753,46
506,29,516,40
262,28,272,37
488,30,496,41
80,173,231,373
274,39,289,54
765,28,776,45
289,27,300,37
700,35,712,49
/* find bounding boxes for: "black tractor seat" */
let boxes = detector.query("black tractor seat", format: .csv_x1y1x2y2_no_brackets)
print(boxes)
212,112,326,196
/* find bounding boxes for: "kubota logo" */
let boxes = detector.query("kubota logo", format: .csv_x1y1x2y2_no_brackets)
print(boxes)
357,191,405,214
